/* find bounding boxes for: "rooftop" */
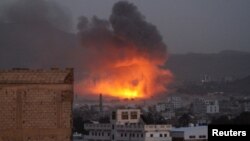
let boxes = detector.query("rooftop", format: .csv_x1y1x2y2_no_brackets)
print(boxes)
0,68,73,84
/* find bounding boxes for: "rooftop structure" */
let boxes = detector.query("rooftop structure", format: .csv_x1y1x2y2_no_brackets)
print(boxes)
171,126,208,141
84,109,172,141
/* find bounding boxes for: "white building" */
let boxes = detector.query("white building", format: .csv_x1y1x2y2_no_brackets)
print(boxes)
171,126,207,141
206,100,219,114
192,98,219,114
84,109,172,141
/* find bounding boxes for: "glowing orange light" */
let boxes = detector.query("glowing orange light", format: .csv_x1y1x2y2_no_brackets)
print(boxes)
77,53,172,99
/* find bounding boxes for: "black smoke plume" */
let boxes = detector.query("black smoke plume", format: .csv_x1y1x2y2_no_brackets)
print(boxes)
78,1,167,60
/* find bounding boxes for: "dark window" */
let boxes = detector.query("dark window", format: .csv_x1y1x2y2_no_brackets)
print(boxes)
141,133,143,137
108,133,110,136
112,134,114,140
112,124,114,129
131,111,138,119
199,135,206,138
112,111,116,120
124,133,127,137
189,135,195,138
122,112,129,119
160,134,162,137
137,133,139,137
164,134,167,137
121,133,123,137
102,132,104,136
150,134,153,137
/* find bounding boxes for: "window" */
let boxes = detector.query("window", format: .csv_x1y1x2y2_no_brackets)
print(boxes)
121,133,123,137
112,124,115,129
102,132,104,136
150,134,153,137
131,111,138,119
160,134,162,137
112,134,114,140
141,133,143,138
108,133,110,136
112,111,116,120
124,133,127,137
189,135,195,138
164,134,167,137
199,135,206,138
122,112,129,119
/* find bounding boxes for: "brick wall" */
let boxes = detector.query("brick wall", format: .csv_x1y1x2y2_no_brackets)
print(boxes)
0,69,73,141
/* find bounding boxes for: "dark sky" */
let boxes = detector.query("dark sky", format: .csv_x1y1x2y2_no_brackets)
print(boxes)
2,0,250,53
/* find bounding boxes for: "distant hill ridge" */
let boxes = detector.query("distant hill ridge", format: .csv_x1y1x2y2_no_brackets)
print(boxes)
167,50,250,81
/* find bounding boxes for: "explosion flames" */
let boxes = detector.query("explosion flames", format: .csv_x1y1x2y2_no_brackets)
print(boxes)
77,1,172,99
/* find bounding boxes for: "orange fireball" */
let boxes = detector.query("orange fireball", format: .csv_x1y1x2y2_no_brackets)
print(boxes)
78,46,172,99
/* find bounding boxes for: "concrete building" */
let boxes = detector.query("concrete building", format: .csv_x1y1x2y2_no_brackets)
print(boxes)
0,68,74,141
167,96,183,110
191,98,219,115
84,109,172,141
171,126,207,141
206,100,219,114
156,103,174,113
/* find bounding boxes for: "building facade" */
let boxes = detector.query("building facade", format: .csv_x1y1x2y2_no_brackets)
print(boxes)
167,96,183,110
171,126,207,141
0,68,74,141
84,109,172,141
191,98,219,115
206,100,219,114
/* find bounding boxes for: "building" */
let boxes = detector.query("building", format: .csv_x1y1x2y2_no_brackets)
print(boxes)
191,98,219,115
162,111,175,120
171,126,207,141
84,109,172,141
206,100,219,114
167,96,183,110
156,102,174,113
0,68,74,141
156,103,168,112
191,98,207,115
243,100,250,112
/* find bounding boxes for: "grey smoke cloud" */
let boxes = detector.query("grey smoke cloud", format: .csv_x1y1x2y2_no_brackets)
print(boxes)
0,0,74,68
1,0,71,31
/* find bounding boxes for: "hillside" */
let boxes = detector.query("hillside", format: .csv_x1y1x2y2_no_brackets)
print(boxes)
167,50,250,82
